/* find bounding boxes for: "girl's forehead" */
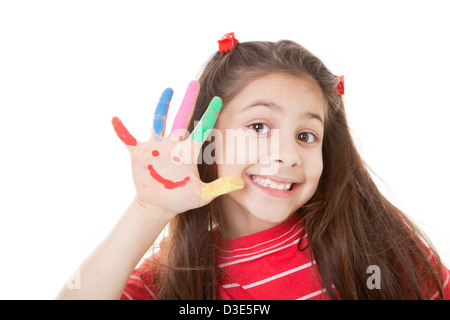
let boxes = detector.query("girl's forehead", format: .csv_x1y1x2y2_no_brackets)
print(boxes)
224,73,327,118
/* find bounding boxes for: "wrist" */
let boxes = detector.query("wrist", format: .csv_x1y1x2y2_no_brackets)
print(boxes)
130,197,177,223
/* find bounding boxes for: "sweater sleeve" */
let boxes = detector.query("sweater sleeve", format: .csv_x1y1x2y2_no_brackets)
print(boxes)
432,263,450,300
121,258,158,300
423,244,450,300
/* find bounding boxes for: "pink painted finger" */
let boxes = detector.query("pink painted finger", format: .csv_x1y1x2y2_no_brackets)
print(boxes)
170,80,199,134
111,116,137,146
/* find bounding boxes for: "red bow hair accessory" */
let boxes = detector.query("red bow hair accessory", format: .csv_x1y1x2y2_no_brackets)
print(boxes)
218,32,239,53
335,75,345,95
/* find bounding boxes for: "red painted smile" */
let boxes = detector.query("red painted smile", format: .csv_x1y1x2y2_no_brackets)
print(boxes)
148,164,190,189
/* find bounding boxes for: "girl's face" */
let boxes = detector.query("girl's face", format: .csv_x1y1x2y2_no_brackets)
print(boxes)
214,73,326,238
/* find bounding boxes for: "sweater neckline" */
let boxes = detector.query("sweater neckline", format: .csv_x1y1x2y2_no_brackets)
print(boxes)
215,213,303,257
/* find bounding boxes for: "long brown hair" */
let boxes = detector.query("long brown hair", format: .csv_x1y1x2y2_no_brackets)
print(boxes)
152,40,446,299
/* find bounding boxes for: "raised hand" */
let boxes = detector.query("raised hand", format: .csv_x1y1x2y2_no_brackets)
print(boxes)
111,81,244,215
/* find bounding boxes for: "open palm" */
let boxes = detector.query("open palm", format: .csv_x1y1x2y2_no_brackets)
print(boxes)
111,81,243,215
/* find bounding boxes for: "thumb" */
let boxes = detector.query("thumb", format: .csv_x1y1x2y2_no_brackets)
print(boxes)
200,176,245,202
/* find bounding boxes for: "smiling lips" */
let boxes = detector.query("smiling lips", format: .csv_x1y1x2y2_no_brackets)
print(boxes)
246,174,300,198
250,175,293,191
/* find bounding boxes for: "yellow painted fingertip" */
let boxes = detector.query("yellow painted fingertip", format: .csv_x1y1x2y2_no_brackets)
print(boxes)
201,176,244,202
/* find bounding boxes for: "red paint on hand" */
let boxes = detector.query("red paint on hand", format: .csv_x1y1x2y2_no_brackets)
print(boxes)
148,164,190,189
111,117,137,146
152,150,159,157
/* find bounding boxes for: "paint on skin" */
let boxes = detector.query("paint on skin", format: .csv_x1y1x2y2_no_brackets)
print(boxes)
153,88,174,141
201,176,245,202
171,81,199,134
192,96,222,143
148,164,190,189
149,149,185,186
111,116,137,146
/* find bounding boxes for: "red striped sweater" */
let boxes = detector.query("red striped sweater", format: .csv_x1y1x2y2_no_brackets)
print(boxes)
121,214,449,300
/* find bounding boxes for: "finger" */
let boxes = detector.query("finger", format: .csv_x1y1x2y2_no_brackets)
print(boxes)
111,116,137,147
170,80,199,134
152,88,174,141
190,96,222,144
200,176,244,202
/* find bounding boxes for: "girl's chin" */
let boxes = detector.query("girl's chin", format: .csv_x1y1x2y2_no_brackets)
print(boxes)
237,199,298,224
219,194,294,225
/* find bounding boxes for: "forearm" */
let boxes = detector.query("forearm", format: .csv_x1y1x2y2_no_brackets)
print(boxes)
56,198,174,300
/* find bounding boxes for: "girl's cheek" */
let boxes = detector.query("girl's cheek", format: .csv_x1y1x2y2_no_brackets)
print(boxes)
207,126,281,176
216,162,247,180
305,151,324,180
215,130,260,165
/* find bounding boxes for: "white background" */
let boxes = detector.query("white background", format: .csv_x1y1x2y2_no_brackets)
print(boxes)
1,0,449,299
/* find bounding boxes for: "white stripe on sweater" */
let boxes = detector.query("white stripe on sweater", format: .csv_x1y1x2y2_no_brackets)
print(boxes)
297,288,327,300
130,275,156,299
218,239,300,268
217,222,302,253
242,262,313,289
221,261,315,291
219,229,304,260
430,267,449,300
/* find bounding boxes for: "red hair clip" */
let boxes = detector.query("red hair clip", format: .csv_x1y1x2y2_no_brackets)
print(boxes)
335,75,345,95
218,32,239,53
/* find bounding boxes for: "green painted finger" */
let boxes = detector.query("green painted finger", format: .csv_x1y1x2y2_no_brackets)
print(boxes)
192,97,222,143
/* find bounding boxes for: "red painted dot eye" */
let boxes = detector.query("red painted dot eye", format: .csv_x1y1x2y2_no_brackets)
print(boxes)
152,150,159,157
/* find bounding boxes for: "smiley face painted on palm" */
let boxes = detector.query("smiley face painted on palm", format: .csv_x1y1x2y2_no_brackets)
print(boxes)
148,149,190,189
111,116,190,189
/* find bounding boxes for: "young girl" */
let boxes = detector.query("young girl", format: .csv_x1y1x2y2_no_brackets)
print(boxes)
57,33,449,300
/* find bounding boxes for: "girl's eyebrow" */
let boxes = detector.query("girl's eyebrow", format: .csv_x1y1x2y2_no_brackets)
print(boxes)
243,100,324,125
243,100,282,112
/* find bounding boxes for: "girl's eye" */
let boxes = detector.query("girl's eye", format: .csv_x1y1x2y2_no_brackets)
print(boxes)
296,132,317,143
248,122,270,134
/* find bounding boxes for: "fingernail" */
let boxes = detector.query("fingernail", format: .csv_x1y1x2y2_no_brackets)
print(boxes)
208,96,223,115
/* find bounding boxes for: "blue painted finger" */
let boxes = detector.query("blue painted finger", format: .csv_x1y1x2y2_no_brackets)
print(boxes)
153,88,174,141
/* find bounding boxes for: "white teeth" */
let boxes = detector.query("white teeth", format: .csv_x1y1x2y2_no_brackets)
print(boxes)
251,175,292,191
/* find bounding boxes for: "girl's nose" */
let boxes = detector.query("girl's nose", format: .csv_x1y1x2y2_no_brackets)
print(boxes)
268,133,301,168
274,147,301,168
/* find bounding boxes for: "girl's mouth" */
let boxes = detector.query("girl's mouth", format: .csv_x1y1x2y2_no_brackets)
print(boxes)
250,175,294,191
246,174,300,198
